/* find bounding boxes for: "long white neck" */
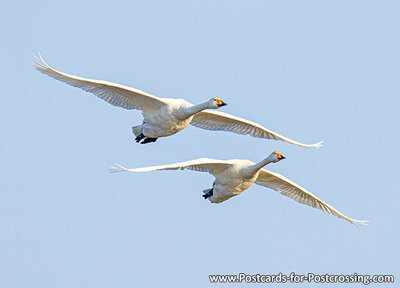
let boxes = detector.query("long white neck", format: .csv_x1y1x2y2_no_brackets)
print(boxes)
184,101,211,116
248,154,276,173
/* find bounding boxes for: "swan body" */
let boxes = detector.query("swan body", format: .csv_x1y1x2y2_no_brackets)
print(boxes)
208,159,261,202
34,55,322,147
138,98,196,138
111,152,367,226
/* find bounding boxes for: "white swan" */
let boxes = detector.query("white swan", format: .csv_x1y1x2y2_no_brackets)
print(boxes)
34,55,322,147
110,151,367,226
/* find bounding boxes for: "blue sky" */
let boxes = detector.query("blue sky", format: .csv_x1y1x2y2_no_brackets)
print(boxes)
1,1,399,287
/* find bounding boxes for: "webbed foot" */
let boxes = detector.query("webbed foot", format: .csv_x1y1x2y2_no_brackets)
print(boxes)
140,137,158,144
203,188,214,199
135,133,145,143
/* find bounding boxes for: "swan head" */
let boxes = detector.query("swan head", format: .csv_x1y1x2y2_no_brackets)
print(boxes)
271,151,286,162
208,97,227,109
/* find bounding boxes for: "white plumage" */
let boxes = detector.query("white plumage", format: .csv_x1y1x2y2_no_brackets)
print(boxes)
34,54,322,147
110,152,367,226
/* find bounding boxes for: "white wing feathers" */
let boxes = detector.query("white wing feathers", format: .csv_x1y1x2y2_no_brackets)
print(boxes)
33,54,166,112
110,158,233,175
256,169,368,226
190,110,323,148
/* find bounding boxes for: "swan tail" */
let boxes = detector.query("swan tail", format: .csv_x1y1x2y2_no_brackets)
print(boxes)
131,125,142,137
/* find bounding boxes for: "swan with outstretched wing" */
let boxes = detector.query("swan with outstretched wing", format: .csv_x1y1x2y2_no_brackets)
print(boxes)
111,152,367,226
34,55,322,147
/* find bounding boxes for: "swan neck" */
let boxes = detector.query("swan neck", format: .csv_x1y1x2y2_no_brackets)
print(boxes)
249,155,274,173
186,102,210,116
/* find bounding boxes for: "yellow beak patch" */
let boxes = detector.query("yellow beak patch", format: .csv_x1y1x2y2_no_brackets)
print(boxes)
215,98,222,105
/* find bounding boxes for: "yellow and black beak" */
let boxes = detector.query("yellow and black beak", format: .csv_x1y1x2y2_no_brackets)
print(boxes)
217,101,227,107
275,151,286,160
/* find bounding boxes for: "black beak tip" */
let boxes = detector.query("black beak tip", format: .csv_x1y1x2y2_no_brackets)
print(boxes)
219,102,227,107
280,156,286,160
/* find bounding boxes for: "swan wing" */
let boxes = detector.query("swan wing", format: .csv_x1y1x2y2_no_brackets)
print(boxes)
34,54,167,112
256,169,368,226
190,110,322,148
110,158,233,176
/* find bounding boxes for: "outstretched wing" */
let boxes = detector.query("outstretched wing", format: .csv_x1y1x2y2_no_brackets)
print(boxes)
34,54,167,112
190,110,323,148
256,169,368,226
110,158,233,176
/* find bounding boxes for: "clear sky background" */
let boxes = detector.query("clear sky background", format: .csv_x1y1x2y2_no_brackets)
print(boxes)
1,1,399,287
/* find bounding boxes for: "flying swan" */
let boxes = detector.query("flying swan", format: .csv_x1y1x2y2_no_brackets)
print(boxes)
34,55,322,147
110,151,367,226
